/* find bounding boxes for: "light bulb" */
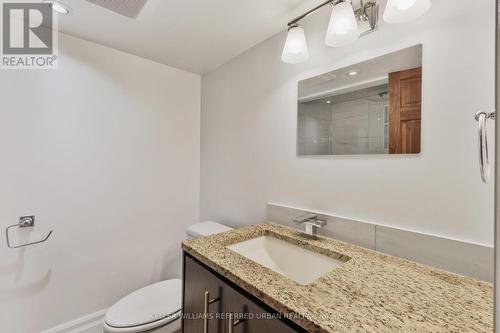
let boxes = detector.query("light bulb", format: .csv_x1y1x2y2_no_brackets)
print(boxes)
325,1,360,47
281,26,309,64
383,0,431,24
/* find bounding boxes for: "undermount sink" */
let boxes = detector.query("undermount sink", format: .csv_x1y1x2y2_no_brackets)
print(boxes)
226,236,348,285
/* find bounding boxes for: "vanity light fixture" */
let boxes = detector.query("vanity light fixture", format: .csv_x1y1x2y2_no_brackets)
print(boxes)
383,0,431,24
325,1,360,47
281,0,431,64
281,25,309,64
49,1,70,14
282,0,378,64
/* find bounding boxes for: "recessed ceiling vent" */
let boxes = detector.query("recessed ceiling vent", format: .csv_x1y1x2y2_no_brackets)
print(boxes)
85,0,149,18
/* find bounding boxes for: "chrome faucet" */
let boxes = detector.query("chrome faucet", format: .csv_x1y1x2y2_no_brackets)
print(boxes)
293,213,327,238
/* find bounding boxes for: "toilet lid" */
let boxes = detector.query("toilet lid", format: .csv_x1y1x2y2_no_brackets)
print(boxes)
105,279,182,328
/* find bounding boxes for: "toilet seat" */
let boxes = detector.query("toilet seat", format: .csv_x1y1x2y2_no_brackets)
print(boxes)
103,279,182,333
104,222,233,333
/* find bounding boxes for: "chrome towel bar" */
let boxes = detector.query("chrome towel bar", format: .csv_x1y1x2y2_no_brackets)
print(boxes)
475,110,496,183
5,216,53,249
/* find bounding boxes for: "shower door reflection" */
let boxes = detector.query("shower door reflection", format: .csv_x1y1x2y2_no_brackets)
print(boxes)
298,85,389,155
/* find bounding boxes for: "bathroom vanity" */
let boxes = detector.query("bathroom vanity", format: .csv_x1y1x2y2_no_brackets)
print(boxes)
181,224,493,333
183,255,300,333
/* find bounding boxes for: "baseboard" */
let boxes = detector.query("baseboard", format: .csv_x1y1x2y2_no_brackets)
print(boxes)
41,308,108,333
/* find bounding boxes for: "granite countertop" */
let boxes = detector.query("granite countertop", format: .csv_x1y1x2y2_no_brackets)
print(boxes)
181,223,493,333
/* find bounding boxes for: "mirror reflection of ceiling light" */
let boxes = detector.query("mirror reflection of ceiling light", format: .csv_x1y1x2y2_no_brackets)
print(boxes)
281,0,431,64
346,70,359,77
50,1,70,14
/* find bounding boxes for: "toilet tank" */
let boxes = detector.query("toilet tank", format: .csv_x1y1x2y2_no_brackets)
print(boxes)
186,221,233,239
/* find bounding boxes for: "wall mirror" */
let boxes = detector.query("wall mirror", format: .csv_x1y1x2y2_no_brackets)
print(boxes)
297,45,423,156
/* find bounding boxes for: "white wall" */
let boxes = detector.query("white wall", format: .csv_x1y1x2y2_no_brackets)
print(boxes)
200,0,495,246
0,34,200,333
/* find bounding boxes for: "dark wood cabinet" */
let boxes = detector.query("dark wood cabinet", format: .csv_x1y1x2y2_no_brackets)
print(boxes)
225,283,297,333
182,253,301,333
183,255,225,333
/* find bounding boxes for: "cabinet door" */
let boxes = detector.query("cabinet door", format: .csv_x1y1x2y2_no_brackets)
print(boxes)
183,256,225,333
225,285,297,333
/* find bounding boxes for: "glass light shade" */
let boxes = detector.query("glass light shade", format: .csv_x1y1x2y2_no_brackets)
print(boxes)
281,26,309,64
50,1,70,14
325,1,360,47
383,0,431,24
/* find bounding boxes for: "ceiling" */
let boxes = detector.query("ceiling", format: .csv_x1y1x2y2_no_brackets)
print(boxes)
56,0,327,74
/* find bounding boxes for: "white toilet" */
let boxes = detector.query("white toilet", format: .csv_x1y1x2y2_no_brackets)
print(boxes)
103,221,233,333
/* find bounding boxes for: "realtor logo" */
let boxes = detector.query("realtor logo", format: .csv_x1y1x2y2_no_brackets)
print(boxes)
1,1,58,69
